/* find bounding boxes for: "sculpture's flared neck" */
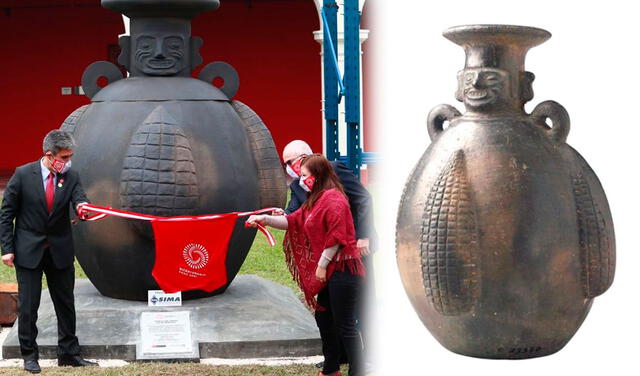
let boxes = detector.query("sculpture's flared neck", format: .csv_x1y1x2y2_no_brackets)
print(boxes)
102,0,220,18
444,25,551,116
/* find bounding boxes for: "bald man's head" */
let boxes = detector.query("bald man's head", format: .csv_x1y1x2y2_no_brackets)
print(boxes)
282,140,313,164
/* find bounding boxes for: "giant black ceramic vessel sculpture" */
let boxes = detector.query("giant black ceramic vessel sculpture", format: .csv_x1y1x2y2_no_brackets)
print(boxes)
396,25,615,358
61,0,286,301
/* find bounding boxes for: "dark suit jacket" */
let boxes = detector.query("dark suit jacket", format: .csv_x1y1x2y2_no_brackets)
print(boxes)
0,161,88,269
285,160,377,250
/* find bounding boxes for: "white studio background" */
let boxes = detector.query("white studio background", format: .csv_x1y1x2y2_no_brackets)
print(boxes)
370,1,638,375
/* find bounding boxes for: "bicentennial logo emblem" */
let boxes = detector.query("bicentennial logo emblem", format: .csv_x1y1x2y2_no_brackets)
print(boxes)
182,243,209,269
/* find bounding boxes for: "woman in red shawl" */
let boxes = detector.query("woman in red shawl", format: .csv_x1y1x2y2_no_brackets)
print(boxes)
247,154,365,376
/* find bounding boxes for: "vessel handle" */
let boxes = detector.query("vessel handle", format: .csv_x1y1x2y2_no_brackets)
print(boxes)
427,104,461,141
198,61,240,100
81,61,124,99
530,100,570,144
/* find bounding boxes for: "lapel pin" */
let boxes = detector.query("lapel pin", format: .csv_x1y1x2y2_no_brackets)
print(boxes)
58,178,64,188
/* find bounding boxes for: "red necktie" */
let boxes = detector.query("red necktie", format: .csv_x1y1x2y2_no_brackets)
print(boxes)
46,172,55,212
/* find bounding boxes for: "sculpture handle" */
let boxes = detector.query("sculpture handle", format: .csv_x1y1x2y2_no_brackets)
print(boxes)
427,104,461,141
81,61,124,99
198,61,240,99
530,100,570,144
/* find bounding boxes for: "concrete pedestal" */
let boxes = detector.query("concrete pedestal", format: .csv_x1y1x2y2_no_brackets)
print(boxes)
1,275,321,360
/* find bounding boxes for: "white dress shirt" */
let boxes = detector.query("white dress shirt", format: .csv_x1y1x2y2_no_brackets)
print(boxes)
40,158,57,192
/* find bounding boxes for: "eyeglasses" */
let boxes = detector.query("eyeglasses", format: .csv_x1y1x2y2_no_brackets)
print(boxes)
282,154,307,169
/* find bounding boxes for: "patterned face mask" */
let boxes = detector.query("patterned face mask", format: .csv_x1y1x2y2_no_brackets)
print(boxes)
286,164,299,179
48,155,72,174
299,174,316,192
285,157,303,179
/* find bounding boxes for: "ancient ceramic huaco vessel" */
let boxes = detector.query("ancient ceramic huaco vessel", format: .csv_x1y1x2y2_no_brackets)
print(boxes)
396,25,615,359
60,0,286,301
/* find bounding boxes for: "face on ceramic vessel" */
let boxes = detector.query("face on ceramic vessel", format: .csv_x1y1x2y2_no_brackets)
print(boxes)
134,34,186,76
459,68,509,109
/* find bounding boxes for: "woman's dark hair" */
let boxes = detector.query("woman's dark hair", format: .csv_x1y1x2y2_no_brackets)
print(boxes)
301,154,345,209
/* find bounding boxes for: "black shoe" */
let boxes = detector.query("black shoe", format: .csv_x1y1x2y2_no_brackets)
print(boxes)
23,359,41,374
57,355,98,367
316,361,324,369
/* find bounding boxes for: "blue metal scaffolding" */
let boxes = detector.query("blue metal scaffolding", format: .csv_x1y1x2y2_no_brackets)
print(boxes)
321,0,377,178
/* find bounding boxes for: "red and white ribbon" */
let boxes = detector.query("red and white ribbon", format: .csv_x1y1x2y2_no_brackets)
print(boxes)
77,203,278,247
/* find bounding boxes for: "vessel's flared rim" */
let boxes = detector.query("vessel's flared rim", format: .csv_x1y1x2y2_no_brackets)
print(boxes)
444,24,551,48
103,0,220,18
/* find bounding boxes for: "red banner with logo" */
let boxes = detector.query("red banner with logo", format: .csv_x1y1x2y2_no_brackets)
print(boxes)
77,204,276,293
151,214,238,293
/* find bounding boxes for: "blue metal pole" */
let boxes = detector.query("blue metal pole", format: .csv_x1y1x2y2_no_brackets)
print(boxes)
344,0,362,177
321,9,345,97
322,0,339,161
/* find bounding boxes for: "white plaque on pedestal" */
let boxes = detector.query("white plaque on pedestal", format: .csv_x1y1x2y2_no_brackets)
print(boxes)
136,311,199,360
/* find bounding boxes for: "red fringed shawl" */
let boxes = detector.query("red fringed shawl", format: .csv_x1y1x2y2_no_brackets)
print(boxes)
284,188,365,310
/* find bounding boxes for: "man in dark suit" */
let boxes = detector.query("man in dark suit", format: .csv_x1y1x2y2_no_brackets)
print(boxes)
280,140,377,369
0,130,97,373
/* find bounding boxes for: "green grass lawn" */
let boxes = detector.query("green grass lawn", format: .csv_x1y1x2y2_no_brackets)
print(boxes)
239,227,297,292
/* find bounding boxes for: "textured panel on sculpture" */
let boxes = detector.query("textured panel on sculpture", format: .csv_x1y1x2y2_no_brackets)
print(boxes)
231,100,286,209
420,151,478,315
573,171,613,298
60,105,89,134
120,121,199,217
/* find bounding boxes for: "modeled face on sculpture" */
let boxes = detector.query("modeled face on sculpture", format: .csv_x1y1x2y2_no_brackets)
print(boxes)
134,34,186,76
456,68,510,110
